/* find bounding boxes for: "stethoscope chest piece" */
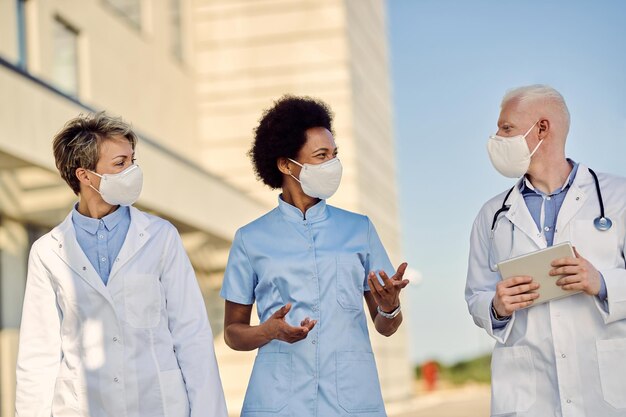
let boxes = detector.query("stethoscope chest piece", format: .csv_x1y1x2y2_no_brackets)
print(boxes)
594,216,613,231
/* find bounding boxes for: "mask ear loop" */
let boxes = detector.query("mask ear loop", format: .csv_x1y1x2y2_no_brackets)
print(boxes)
86,170,104,195
287,158,303,184
524,120,543,157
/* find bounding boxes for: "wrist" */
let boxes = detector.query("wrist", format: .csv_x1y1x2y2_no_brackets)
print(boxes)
261,320,277,341
491,301,511,321
377,304,401,319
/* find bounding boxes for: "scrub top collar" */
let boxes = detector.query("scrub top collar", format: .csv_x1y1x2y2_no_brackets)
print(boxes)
277,194,329,223
72,203,129,235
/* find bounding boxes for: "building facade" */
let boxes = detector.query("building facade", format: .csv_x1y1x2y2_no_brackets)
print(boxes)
0,0,411,415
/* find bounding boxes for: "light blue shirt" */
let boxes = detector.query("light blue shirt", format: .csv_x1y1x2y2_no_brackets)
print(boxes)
220,196,394,417
521,161,579,247
71,204,131,285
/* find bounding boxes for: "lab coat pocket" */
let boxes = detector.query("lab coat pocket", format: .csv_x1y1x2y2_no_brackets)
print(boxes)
597,338,626,409
491,345,536,414
124,273,161,328
243,352,291,412
572,220,619,268
52,378,83,416
336,255,366,311
336,351,384,413
160,368,190,417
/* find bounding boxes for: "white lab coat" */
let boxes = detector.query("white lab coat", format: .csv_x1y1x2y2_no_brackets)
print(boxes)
15,207,228,417
466,164,626,417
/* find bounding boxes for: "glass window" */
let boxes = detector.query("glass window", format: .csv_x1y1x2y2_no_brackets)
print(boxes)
170,0,183,61
103,0,142,29
17,0,28,68
52,16,79,96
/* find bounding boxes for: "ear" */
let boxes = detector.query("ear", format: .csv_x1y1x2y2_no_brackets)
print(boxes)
75,167,92,187
277,157,292,175
538,119,550,139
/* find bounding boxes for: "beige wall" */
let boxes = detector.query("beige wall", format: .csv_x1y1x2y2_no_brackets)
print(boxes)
22,0,200,163
193,0,358,210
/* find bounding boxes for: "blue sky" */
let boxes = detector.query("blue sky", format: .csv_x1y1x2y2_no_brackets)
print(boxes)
388,0,626,364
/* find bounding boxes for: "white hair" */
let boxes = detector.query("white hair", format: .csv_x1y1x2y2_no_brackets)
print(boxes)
501,84,571,130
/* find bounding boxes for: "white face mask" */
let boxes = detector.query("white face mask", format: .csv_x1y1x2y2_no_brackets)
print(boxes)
486,121,541,178
89,164,143,206
288,157,343,199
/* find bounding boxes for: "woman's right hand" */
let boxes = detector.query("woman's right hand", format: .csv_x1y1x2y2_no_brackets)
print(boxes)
264,303,317,343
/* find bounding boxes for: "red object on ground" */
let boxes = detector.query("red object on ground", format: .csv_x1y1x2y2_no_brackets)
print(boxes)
422,360,438,391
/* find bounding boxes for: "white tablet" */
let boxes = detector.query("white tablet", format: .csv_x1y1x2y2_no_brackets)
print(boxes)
497,242,580,306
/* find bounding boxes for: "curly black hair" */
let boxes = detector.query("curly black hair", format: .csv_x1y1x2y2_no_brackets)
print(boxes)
249,95,334,189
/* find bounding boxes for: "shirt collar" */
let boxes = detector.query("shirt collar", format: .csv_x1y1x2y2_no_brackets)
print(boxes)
72,204,130,234
277,194,328,222
520,159,579,196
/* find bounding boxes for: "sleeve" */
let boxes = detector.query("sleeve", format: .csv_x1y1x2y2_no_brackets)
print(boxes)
160,226,228,417
220,228,256,305
364,217,395,291
15,241,62,417
595,225,626,323
465,209,516,344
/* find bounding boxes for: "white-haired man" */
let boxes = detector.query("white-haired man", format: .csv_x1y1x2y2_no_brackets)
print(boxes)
466,85,626,416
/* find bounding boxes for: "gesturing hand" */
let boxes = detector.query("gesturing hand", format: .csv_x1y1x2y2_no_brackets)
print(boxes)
493,275,540,317
263,303,317,344
368,262,410,313
550,247,601,295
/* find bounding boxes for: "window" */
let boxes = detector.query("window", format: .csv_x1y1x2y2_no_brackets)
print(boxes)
51,16,79,96
16,0,27,68
103,0,142,29
170,0,183,61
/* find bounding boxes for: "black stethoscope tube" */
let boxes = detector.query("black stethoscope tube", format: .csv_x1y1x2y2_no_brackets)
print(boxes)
491,167,612,233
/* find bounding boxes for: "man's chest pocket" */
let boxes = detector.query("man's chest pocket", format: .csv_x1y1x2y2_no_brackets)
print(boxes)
572,219,621,268
124,273,162,328
336,254,366,311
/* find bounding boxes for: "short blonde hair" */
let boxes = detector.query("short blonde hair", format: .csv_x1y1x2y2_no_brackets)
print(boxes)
502,84,571,131
52,111,138,195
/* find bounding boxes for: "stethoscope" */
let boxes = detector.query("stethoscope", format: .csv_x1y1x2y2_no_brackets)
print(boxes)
488,167,612,272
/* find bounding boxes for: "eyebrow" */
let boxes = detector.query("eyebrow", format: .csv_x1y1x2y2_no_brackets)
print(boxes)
312,147,338,154
112,152,135,160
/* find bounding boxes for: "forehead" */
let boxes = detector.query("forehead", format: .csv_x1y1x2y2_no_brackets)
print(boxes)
498,99,533,125
302,127,336,150
99,135,133,155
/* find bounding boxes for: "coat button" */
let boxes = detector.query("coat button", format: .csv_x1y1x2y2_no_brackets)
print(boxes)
113,337,119,342
114,377,119,383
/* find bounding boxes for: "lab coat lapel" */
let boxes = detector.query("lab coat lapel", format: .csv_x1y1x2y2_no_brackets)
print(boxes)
107,206,151,283
505,183,546,249
555,164,590,233
51,213,115,305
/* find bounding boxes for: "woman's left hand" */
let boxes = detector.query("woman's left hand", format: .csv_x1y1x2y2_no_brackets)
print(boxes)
367,262,409,313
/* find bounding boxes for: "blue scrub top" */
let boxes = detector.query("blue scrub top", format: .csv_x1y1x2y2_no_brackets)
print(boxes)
221,196,394,417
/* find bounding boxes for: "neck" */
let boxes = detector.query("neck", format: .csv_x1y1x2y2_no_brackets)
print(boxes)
77,194,119,219
526,158,572,194
281,186,320,219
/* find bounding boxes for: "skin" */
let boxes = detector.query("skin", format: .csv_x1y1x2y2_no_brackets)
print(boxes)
224,127,409,351
492,99,602,318
74,135,136,219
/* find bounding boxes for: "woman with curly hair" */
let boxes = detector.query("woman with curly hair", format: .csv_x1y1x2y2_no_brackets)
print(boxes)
220,95,408,417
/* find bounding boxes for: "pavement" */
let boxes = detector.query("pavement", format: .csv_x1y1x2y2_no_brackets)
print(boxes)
387,384,491,417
